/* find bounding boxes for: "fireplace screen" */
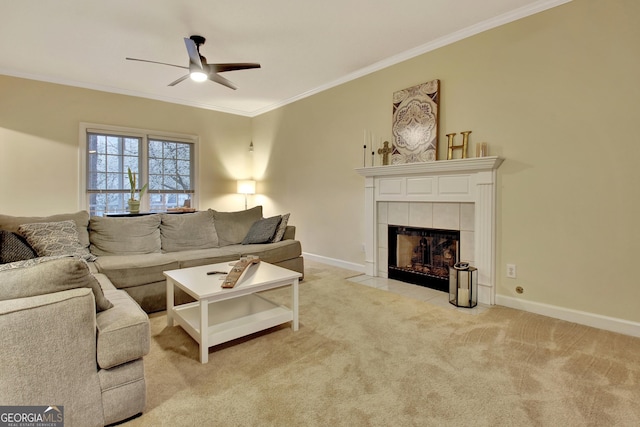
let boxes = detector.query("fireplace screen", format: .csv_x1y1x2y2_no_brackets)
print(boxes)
388,226,460,292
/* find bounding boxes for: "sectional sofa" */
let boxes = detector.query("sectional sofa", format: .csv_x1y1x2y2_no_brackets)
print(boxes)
1,206,304,312
0,206,303,426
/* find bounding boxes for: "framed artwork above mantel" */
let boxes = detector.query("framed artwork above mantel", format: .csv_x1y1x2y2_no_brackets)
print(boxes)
391,79,440,164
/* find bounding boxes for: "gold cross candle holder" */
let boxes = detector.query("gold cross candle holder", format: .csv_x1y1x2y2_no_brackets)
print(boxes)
377,141,393,165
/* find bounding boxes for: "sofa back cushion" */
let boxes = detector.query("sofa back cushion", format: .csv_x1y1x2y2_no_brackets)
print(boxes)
160,211,218,252
210,206,263,247
90,215,161,256
0,256,113,312
0,211,91,248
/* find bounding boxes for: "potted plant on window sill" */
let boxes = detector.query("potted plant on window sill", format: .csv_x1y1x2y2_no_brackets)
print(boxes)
127,167,148,214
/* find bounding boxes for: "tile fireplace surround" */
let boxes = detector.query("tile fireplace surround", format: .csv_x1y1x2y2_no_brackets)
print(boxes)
356,157,504,305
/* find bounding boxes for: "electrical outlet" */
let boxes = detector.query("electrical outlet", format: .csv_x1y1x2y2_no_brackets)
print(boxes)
506,264,517,278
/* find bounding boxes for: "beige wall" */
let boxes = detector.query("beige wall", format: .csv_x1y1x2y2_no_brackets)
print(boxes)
252,0,640,322
0,77,252,215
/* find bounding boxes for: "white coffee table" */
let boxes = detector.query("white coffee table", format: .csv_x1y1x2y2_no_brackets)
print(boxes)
164,261,302,363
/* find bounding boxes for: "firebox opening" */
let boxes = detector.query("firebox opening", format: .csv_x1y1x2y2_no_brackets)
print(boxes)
387,226,460,292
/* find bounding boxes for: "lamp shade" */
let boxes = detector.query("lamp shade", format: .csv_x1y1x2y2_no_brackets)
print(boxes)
237,180,256,195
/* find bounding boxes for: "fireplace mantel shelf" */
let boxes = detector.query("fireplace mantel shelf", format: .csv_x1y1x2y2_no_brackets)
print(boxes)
355,156,503,177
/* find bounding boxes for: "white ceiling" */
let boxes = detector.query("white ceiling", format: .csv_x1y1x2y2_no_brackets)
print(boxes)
0,0,567,117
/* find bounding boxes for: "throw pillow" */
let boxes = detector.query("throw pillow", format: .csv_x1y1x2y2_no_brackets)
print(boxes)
0,230,37,264
89,215,161,256
18,220,96,262
0,256,113,312
271,213,290,243
211,206,263,246
160,211,218,252
242,216,282,245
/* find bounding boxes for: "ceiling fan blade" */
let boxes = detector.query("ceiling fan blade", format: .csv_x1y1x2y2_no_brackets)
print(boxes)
183,38,203,70
209,73,237,90
211,63,261,73
168,74,190,87
126,57,188,70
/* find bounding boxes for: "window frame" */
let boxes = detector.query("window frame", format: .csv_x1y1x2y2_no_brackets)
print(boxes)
79,122,199,215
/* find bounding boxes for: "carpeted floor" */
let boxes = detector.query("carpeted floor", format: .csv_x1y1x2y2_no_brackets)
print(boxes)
122,262,640,426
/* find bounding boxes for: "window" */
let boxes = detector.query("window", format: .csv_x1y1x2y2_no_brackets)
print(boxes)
147,138,194,213
81,124,197,216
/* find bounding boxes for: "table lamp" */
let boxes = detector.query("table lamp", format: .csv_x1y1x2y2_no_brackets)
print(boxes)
237,180,256,210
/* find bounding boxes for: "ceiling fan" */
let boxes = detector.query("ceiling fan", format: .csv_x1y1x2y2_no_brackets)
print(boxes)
126,35,260,90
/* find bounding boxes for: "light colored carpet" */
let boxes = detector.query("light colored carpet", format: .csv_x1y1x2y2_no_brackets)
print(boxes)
122,262,640,426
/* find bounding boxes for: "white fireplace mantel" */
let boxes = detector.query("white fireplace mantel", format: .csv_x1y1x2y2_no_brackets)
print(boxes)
355,157,504,305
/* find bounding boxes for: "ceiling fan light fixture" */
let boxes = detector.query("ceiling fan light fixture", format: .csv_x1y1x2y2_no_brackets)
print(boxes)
126,35,259,89
190,71,208,82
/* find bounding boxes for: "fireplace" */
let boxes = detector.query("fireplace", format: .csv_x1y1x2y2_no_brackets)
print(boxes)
356,157,503,305
388,226,460,292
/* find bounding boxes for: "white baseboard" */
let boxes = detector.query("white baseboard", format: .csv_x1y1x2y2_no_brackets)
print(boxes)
497,295,640,338
302,252,365,274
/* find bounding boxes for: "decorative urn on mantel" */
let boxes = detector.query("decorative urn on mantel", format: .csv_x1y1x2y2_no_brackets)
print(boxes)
355,156,504,306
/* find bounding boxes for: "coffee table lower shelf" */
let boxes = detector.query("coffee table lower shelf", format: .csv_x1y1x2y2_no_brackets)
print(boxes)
172,293,293,354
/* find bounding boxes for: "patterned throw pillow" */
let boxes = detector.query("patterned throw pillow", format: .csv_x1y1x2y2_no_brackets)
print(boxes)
242,216,282,245
18,220,96,262
271,213,290,243
0,230,37,264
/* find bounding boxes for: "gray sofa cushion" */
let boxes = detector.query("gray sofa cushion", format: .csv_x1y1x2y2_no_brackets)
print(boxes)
160,211,218,252
226,239,302,265
0,211,91,248
0,230,37,263
98,359,146,425
18,220,97,262
90,215,161,256
211,206,263,246
0,256,113,312
97,289,150,369
93,272,117,291
242,215,282,244
94,253,180,289
168,247,240,269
